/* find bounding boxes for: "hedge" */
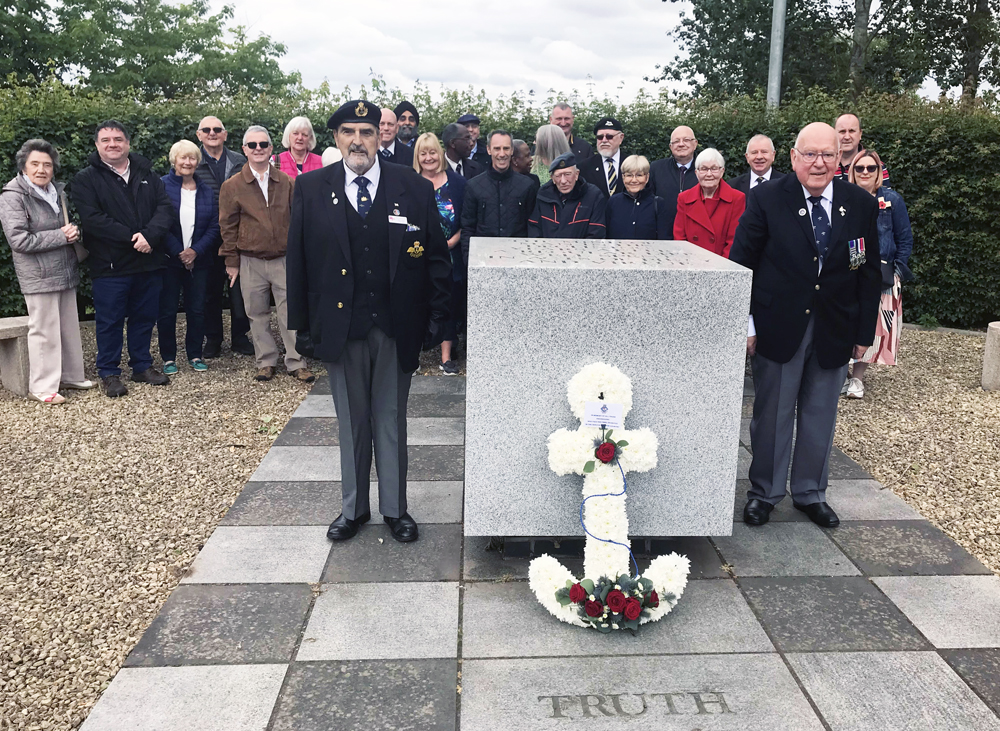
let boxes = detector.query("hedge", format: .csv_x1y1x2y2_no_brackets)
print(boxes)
1,80,998,328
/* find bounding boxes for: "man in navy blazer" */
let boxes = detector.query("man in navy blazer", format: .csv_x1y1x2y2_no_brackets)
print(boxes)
728,134,786,196
730,122,880,529
286,100,451,544
648,125,700,236
378,108,414,167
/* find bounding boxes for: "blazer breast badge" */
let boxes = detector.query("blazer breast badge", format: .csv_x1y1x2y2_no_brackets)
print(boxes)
407,242,424,258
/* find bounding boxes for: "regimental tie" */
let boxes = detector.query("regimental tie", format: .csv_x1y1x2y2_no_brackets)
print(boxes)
756,176,765,186
607,159,617,194
356,176,372,219
808,195,831,264
380,148,391,159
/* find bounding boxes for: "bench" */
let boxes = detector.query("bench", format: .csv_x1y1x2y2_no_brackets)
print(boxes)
984,321,1000,391
0,316,29,396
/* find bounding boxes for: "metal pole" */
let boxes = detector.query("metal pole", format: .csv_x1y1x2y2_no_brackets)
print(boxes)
766,0,787,108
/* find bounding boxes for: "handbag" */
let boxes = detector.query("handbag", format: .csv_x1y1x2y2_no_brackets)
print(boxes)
880,259,894,288
59,191,88,263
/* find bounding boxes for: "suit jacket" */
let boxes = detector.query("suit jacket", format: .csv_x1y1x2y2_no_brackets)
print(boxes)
286,160,452,372
729,175,881,368
470,143,490,170
648,156,699,236
381,141,414,168
673,180,745,257
578,152,629,198
728,169,786,196
450,155,482,180
569,134,593,161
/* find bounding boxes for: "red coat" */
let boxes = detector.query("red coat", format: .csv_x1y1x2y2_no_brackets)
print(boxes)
673,179,745,257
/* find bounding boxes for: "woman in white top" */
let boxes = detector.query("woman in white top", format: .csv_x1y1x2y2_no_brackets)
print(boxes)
157,140,220,373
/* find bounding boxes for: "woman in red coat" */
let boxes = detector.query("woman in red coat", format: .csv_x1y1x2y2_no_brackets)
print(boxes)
673,148,745,257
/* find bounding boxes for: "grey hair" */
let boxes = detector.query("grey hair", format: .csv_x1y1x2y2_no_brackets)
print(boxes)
512,139,530,153
552,102,572,112
532,124,571,166
620,154,650,175
243,125,272,146
695,148,725,170
745,134,774,155
16,139,59,172
281,116,316,150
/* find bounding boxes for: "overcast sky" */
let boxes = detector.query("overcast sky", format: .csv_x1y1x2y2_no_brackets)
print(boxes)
221,0,687,102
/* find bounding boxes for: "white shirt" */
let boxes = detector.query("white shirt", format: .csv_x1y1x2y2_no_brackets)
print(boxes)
344,159,382,214
104,159,130,184
749,168,773,189
446,155,461,173
250,165,270,206
179,187,197,249
24,176,60,214
381,140,396,157
602,150,622,189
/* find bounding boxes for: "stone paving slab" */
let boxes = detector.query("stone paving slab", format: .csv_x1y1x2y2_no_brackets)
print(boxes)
739,576,929,652
251,446,341,482
124,584,313,667
460,654,825,730
297,582,459,661
788,651,1000,731
272,417,340,446
292,393,466,418
79,664,286,731
321,524,462,583
461,580,774,658
733,479,922,523
713,522,861,577
269,659,457,731
874,575,1000,648
831,520,993,576
941,649,1000,716
182,526,331,584
308,375,466,396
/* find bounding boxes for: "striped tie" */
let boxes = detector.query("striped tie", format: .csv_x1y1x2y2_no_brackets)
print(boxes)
607,159,617,193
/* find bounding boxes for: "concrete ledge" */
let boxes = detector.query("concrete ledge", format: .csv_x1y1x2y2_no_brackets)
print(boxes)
983,322,1000,391
0,315,29,396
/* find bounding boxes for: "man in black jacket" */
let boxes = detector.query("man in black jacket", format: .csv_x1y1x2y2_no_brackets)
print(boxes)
528,153,606,238
460,130,539,266
550,103,593,160
72,120,174,397
728,134,786,196
194,115,253,357
378,108,414,167
286,100,451,544
730,122,881,529
648,125,700,235
442,123,482,180
579,117,628,198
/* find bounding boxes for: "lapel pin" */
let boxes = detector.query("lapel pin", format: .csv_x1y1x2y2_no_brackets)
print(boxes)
331,192,339,205
798,208,807,216
393,208,400,215
839,206,846,216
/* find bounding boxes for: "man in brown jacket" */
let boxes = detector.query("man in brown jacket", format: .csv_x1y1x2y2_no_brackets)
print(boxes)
219,125,313,382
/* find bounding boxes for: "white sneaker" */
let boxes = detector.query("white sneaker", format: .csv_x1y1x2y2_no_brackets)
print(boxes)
61,380,96,390
841,377,851,395
845,377,865,399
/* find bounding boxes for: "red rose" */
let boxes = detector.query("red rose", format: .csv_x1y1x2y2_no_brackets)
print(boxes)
595,442,616,464
584,600,604,617
569,583,587,604
624,598,642,621
606,589,627,614
646,590,660,608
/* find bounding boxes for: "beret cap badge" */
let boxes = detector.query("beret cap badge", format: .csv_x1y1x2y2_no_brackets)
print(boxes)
355,101,367,117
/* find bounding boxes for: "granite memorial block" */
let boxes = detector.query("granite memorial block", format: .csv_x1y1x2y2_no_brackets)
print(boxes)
464,238,751,537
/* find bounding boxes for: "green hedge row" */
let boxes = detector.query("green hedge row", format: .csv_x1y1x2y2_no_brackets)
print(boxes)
1,80,998,327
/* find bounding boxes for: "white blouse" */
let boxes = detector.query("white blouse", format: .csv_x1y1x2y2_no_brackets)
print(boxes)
179,187,196,249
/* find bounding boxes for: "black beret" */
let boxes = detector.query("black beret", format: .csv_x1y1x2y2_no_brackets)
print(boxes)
393,100,419,124
593,117,623,134
549,152,577,173
457,113,480,125
326,100,381,131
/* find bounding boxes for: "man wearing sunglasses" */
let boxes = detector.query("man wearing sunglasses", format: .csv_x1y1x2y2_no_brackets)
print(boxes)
194,116,253,358
578,117,629,199
218,126,313,383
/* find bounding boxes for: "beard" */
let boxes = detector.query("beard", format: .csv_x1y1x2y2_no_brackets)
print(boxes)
397,124,418,143
345,144,375,175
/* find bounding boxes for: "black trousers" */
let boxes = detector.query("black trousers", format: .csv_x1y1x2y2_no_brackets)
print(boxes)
203,253,249,344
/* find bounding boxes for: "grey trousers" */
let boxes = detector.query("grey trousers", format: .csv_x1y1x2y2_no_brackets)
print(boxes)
748,317,849,506
326,327,412,520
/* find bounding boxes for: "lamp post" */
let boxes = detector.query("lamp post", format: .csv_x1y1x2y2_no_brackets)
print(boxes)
766,0,787,108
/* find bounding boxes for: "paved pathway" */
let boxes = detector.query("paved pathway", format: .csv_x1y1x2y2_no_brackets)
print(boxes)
80,375,1000,730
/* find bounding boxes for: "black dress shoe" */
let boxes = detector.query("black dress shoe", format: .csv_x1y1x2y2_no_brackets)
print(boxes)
327,512,371,541
231,337,255,356
794,501,840,528
131,368,169,385
384,513,419,542
202,339,222,359
743,498,774,526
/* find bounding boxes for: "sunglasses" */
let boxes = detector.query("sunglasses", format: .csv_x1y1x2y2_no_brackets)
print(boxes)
200,127,224,134
245,141,271,150
596,133,619,140
854,164,879,173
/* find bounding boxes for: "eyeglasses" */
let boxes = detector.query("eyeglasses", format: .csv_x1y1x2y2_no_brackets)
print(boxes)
244,141,271,150
671,137,696,144
596,133,620,141
697,166,723,173
621,172,648,180
795,150,838,163
853,164,879,173
200,127,224,134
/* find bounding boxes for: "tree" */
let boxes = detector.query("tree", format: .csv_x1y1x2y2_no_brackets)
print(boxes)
913,0,1000,101
0,0,67,82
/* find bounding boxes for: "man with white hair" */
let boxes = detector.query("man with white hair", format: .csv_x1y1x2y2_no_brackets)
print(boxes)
728,134,786,195
730,122,881,529
527,152,607,238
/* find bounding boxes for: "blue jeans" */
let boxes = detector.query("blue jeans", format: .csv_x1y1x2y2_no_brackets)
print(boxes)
158,266,209,361
92,271,163,377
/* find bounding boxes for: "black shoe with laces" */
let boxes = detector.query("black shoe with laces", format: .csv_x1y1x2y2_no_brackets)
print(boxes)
131,368,170,386
439,360,459,375
101,375,128,398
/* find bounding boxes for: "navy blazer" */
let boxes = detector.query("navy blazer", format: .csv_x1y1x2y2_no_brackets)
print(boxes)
160,171,220,269
727,169,786,196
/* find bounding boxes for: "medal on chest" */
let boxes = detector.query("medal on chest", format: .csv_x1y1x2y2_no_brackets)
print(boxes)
848,237,866,270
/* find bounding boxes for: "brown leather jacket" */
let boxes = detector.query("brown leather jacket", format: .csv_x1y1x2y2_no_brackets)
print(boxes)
218,162,294,267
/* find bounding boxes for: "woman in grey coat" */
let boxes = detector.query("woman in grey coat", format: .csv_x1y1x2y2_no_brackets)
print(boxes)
0,139,92,403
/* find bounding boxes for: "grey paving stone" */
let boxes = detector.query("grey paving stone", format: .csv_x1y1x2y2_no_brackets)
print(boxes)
269,659,456,731
297,582,459,660
831,520,993,576
744,374,754,396
79,664,286,731
460,655,824,730
742,395,754,417
462,580,773,658
463,536,530,581
821,479,923,521
713,522,860,577
740,576,929,652
740,417,750,446
737,445,751,479
734,484,810,523
874,575,1000,648
222,480,462,526
410,376,466,395
828,446,873,479
940,649,1000,716
321,524,462,583
250,446,340,482
788,651,1000,731
291,393,467,420
410,445,465,480
647,536,728,579
408,417,465,445
307,376,330,395
273,417,339,446
182,526,331,584
124,584,313,667
291,395,337,418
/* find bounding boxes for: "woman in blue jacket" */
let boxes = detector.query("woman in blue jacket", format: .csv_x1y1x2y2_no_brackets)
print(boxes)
606,155,672,240
157,140,220,373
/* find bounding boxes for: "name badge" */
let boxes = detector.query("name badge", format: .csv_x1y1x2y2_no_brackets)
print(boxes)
848,237,866,270
388,215,407,225
582,401,624,429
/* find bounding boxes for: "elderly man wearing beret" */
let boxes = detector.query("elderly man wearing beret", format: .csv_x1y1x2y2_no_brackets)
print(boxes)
286,100,452,543
527,153,607,238
579,117,629,199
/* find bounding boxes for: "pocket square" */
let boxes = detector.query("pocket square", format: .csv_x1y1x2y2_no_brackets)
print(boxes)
406,223,421,232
